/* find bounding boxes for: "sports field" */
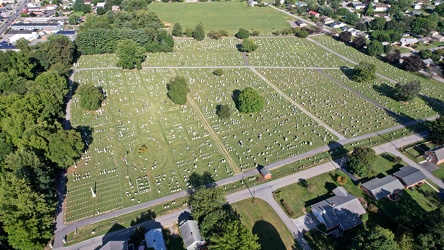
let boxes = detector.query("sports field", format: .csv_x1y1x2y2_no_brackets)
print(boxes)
149,1,292,36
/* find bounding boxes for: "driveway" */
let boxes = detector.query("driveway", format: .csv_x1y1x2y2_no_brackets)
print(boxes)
293,213,320,232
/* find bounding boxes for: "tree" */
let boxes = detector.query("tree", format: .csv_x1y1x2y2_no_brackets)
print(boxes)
364,1,373,16
216,104,231,119
386,49,401,63
209,220,261,250
68,14,80,25
347,147,377,177
78,84,105,110
344,11,359,25
394,81,421,102
367,40,383,56
188,187,226,222
116,39,146,70
97,7,106,15
370,17,386,30
46,129,84,168
339,31,352,42
213,69,224,76
419,49,433,59
235,28,250,39
402,54,425,72
193,22,205,41
237,87,264,113
430,116,444,145
352,36,366,49
294,29,309,38
172,22,183,37
184,28,194,37
351,226,399,250
240,38,258,52
166,76,190,105
73,0,84,12
352,62,376,82
200,208,233,238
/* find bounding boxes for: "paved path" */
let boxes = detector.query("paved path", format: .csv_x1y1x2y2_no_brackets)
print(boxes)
249,67,346,140
74,66,342,71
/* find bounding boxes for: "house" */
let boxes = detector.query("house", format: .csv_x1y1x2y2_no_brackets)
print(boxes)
322,17,334,24
257,165,271,180
425,147,444,165
111,5,120,11
8,32,38,44
393,166,427,188
411,10,422,15
11,22,62,32
145,228,166,250
99,241,127,250
295,1,307,7
330,21,346,28
179,220,205,250
431,32,444,42
423,58,435,67
309,10,320,18
341,25,352,32
311,187,366,231
413,2,423,9
400,37,419,46
56,30,76,41
295,19,307,27
373,4,389,12
96,2,105,8
0,41,18,51
44,4,57,10
353,2,366,10
361,176,405,200
435,0,442,5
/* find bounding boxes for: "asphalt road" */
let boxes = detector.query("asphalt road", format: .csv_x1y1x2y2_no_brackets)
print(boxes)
0,0,29,35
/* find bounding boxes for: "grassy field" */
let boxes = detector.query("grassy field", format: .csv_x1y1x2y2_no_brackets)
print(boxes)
149,1,291,36
232,198,295,250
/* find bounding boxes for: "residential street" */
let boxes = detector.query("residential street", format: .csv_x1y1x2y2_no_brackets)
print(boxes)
56,132,444,250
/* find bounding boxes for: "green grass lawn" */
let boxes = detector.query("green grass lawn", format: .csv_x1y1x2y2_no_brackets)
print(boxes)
401,141,434,163
149,1,291,36
231,198,295,250
275,170,363,218
433,165,444,180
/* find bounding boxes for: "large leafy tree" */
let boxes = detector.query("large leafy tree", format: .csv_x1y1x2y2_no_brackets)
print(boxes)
188,187,225,222
339,31,352,42
430,116,444,145
367,40,383,56
235,28,250,39
77,85,105,110
166,76,190,105
209,220,261,250
394,81,421,102
237,87,264,113
193,22,205,41
352,62,376,82
240,38,258,53
172,22,183,37
46,129,84,168
352,36,367,49
402,54,425,72
33,35,75,75
347,147,377,177
116,39,146,70
351,226,399,250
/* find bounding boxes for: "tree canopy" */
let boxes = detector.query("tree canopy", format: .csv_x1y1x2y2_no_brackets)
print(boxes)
237,87,264,113
240,38,258,53
166,76,190,105
235,28,250,39
116,39,146,69
172,22,183,37
209,220,261,250
351,226,399,250
216,104,231,119
394,81,421,102
430,116,444,145
347,147,377,177
352,62,376,82
78,84,105,110
402,54,425,72
193,22,205,41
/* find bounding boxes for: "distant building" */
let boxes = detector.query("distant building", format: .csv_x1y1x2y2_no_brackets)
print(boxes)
373,4,390,12
56,30,76,41
295,1,307,7
400,37,419,46
311,187,366,231
11,22,62,32
309,10,320,18
425,147,444,165
257,165,272,180
361,176,404,200
96,2,105,8
434,0,442,5
330,21,345,28
179,220,205,250
353,2,366,10
111,5,120,11
322,17,334,24
145,228,166,250
295,19,307,27
413,2,423,9
393,166,427,188
411,10,422,15
0,41,18,51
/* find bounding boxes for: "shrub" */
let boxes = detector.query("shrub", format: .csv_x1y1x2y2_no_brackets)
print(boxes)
184,28,194,37
235,28,250,39
213,69,224,76
240,38,258,53
216,104,231,119
250,30,260,36
336,175,348,185
167,76,190,105
307,182,315,191
281,199,294,217
237,87,264,113
361,213,369,222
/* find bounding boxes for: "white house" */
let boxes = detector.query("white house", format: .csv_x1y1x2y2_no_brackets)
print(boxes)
434,0,442,5
179,220,205,250
400,37,419,46
322,17,334,24
373,4,390,12
413,2,423,9
96,2,105,8
330,21,346,28
353,2,366,10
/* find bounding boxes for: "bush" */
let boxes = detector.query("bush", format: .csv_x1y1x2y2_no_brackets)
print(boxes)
235,28,250,39
361,213,369,222
213,69,224,76
216,104,231,119
240,38,258,52
250,30,260,36
78,85,105,110
336,175,348,185
394,81,421,102
280,199,294,217
166,76,190,105
237,87,264,113
307,183,315,191
172,22,183,37
184,28,194,37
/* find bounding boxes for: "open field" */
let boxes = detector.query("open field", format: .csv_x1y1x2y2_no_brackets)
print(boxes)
248,38,353,67
232,198,295,250
149,1,291,36
258,68,398,136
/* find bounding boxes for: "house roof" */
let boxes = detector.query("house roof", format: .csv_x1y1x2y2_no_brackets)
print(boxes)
432,147,444,161
57,30,76,35
311,187,366,230
145,228,166,250
295,20,305,25
179,220,204,249
0,41,17,50
309,10,319,15
258,165,271,176
393,166,427,186
361,176,404,200
99,241,126,250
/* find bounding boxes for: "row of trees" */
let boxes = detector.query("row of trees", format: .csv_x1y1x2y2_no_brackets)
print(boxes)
0,36,85,249
188,187,261,250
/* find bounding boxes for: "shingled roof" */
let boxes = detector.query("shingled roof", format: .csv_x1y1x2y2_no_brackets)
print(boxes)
393,166,426,187
361,176,404,200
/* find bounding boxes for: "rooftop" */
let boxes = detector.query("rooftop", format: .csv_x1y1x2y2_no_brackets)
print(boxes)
179,220,204,249
145,228,166,250
361,176,404,200
393,166,427,186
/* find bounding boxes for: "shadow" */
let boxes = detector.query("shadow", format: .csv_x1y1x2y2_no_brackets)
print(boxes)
163,228,185,250
327,141,348,158
188,171,216,189
101,221,162,249
298,178,308,188
372,83,397,100
253,220,287,250
324,182,337,192
75,125,94,152
419,94,444,116
130,209,156,226
339,66,355,81
236,43,243,52
232,89,241,109
178,211,191,225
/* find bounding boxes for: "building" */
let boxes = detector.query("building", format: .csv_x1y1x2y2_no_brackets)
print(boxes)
353,2,366,10
295,1,307,7
309,10,320,18
311,187,366,231
144,228,166,250
373,4,390,12
99,241,127,250
431,32,444,42
56,30,76,41
96,2,105,8
111,5,120,11
0,0,15,4
179,220,205,250
435,0,442,5
44,4,57,10
411,10,422,15
322,17,334,24
295,19,307,27
0,41,18,51
361,176,405,200
11,22,62,32
257,165,272,180
425,147,444,165
413,2,423,9
8,32,38,44
393,166,427,188
341,26,352,32
400,37,419,46
330,21,345,28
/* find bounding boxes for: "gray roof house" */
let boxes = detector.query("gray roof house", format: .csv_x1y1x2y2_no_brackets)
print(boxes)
144,228,166,250
425,147,444,165
295,19,307,27
393,166,427,188
311,187,366,231
361,176,404,200
99,241,127,250
179,220,205,250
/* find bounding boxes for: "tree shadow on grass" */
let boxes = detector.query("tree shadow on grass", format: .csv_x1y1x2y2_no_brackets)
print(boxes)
419,94,444,116
304,182,337,207
130,209,156,226
339,66,355,81
232,89,241,109
163,228,185,250
252,220,286,250
372,83,397,100
75,125,94,152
